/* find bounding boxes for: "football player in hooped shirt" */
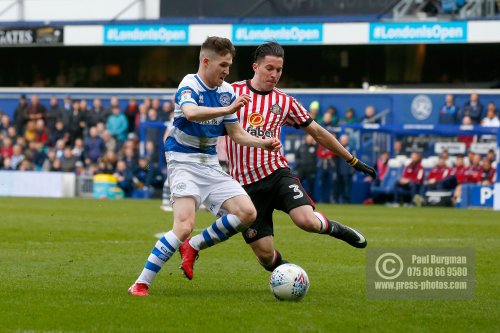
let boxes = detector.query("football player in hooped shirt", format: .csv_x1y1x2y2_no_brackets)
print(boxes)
179,42,376,279
128,37,281,296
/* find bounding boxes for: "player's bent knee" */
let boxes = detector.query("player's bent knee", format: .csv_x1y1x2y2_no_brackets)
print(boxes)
238,206,257,225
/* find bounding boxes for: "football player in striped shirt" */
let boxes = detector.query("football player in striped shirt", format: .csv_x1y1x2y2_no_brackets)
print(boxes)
128,37,281,296
179,42,377,280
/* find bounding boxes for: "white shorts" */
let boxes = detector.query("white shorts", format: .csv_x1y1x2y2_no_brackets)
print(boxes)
167,161,248,216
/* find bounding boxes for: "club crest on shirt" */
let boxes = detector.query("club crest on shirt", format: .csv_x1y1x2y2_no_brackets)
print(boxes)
198,94,204,105
270,103,282,115
248,113,264,126
245,228,258,239
219,93,231,107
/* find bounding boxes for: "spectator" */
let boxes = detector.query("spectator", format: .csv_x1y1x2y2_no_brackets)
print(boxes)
11,144,25,169
439,94,459,125
101,150,118,173
393,152,424,205
459,93,484,124
339,107,358,125
414,157,452,206
102,130,117,153
457,116,476,148
72,138,85,161
160,100,174,122
145,108,161,148
314,144,335,203
1,137,14,159
60,146,78,172
106,105,129,148
54,139,66,159
362,105,380,124
29,141,47,170
133,157,163,189
308,100,320,121
62,96,72,113
87,98,110,128
124,98,139,133
46,96,64,132
34,119,49,144
393,140,403,156
335,134,355,203
50,158,63,172
84,126,106,164
42,148,57,171
151,98,161,113
480,158,496,185
486,149,496,164
75,160,86,176
144,140,158,164
67,100,86,142
109,96,120,110
18,159,34,171
23,95,47,126
320,106,339,126
480,102,500,127
373,151,389,185
114,160,134,197
2,157,13,170
122,145,139,170
320,112,337,133
49,120,67,147
294,134,317,198
13,95,28,133
0,114,11,135
24,120,36,143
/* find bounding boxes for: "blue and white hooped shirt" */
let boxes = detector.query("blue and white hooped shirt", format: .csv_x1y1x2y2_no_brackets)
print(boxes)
165,74,237,165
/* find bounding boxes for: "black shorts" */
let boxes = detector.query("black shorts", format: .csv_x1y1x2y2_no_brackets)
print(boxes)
242,168,315,244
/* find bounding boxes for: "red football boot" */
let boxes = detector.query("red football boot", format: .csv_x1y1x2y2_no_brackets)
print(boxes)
179,237,199,280
128,282,149,297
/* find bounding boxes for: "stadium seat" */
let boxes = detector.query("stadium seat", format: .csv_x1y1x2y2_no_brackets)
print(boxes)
422,158,437,169
371,164,403,196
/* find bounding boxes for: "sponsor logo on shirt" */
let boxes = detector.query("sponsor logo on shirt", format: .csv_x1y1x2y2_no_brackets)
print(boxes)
248,113,264,126
180,90,192,102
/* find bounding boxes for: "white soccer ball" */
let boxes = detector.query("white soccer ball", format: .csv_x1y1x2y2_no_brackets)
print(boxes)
269,263,310,301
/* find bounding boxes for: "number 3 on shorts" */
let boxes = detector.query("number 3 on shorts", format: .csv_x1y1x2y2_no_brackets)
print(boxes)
289,184,303,199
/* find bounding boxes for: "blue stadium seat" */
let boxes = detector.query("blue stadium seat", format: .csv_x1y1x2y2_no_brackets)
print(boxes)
371,166,403,196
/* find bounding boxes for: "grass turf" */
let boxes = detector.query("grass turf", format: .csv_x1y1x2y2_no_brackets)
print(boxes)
0,197,499,333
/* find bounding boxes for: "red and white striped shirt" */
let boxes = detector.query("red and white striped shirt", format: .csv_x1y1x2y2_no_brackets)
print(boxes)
226,80,311,185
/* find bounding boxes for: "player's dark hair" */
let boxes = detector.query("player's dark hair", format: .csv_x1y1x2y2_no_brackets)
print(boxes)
253,41,284,63
200,36,235,58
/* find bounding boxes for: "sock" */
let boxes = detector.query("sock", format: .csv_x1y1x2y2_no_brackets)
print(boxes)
136,230,182,285
189,214,244,251
314,211,336,235
260,250,289,272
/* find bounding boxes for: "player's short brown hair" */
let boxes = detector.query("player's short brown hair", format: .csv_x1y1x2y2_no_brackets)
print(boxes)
200,36,236,59
253,41,284,63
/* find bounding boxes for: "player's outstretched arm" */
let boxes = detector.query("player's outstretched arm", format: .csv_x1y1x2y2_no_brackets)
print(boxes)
182,94,251,122
303,121,377,178
225,123,282,152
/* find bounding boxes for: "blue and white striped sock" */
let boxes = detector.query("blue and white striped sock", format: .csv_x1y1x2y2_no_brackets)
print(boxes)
136,230,181,285
189,214,244,251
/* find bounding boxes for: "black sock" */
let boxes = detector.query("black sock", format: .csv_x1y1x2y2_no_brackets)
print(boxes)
262,250,288,272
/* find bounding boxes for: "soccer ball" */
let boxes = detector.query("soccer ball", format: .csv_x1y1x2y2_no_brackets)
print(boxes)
269,263,310,301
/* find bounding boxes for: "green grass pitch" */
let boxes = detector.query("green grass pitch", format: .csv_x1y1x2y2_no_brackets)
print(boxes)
1,197,499,333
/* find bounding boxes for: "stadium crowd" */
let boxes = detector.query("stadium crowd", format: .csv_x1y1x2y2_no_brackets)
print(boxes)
0,94,174,196
1,92,498,204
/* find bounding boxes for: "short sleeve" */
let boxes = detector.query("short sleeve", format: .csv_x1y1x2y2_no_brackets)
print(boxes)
284,97,312,128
